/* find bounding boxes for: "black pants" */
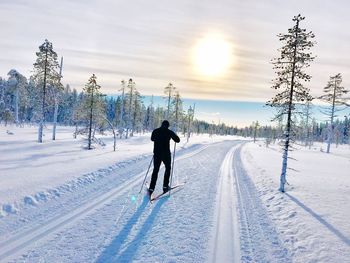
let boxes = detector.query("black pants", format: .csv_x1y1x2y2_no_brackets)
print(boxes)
149,153,171,191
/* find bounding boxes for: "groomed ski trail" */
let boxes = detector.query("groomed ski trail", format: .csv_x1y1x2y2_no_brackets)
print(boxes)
1,141,293,262
210,145,240,262
0,144,210,263
210,143,291,263
233,145,291,263
95,141,240,263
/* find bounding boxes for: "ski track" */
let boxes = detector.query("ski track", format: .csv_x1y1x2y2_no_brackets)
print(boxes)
0,143,211,263
95,141,239,263
1,140,293,263
210,144,240,263
233,145,292,263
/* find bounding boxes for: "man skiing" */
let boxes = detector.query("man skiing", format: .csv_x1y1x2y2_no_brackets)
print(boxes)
148,120,180,197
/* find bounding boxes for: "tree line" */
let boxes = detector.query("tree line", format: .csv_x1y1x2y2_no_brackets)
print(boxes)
0,39,242,148
0,33,349,156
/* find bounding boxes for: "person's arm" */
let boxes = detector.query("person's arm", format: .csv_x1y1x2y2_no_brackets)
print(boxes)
151,130,155,141
170,130,180,143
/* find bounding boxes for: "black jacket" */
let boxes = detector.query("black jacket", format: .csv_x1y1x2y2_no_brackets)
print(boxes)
151,127,180,155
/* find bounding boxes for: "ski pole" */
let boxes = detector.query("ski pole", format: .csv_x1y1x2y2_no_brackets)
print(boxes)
138,156,154,194
169,142,177,196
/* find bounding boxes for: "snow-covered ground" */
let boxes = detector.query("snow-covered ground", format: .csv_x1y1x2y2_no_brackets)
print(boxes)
1,124,349,262
0,124,239,216
242,141,350,263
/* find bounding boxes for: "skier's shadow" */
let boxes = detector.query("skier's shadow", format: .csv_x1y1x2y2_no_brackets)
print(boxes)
95,195,167,263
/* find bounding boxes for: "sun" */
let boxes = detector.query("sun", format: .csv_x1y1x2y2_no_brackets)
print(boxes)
193,34,233,77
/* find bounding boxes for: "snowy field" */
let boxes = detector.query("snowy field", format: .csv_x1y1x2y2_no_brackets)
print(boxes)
0,124,349,262
0,124,239,216
242,141,350,262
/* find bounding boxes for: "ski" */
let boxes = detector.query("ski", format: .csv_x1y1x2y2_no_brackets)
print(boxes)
150,182,186,203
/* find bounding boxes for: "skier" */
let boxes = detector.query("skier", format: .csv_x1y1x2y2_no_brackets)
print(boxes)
148,120,180,197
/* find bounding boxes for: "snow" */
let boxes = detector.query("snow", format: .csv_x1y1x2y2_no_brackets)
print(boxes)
0,131,240,262
241,141,350,263
1,123,349,262
0,124,239,216
210,144,240,263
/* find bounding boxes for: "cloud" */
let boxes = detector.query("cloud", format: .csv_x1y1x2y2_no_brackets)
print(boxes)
0,0,349,104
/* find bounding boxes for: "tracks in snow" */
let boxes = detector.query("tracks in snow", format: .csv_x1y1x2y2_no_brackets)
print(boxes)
210,144,240,263
0,144,210,263
232,145,291,263
1,142,291,263
210,143,290,263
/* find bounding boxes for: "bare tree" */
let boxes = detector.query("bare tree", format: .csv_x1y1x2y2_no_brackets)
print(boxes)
82,74,104,150
252,121,259,143
267,15,315,192
7,69,27,125
319,73,348,153
164,82,175,119
125,78,135,139
52,56,64,140
32,39,61,143
186,104,195,142
118,79,126,138
171,91,183,132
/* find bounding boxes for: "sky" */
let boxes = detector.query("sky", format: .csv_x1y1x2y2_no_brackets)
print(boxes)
0,0,349,126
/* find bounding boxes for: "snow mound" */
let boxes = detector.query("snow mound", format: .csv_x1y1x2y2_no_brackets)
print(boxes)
24,196,38,206
0,154,150,218
2,203,18,215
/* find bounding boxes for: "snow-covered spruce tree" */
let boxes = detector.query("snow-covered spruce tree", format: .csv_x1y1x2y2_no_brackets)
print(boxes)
171,91,183,132
72,92,85,139
82,74,105,150
32,39,61,143
144,95,156,131
164,82,175,119
301,100,313,147
0,77,5,121
130,90,143,136
50,56,64,140
252,121,259,143
186,104,195,142
267,15,315,192
154,105,165,129
2,109,13,126
7,70,27,125
117,79,126,138
59,84,77,125
343,115,350,145
319,73,349,153
125,78,135,139
105,96,116,123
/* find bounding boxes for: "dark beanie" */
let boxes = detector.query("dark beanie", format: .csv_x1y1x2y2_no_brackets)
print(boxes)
161,120,170,128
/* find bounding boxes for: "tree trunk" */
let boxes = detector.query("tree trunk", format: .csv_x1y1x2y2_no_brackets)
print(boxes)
279,18,299,193
174,96,179,132
253,123,258,143
101,114,116,151
15,86,19,125
38,49,48,143
305,104,310,147
88,86,94,150
187,115,191,143
119,83,125,139
52,96,59,140
74,123,78,139
327,79,337,153
126,83,133,139
167,90,171,119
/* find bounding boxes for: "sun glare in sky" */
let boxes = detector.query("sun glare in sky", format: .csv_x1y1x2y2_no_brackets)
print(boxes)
193,34,233,77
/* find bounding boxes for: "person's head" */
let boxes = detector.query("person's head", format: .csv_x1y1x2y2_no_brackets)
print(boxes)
161,120,170,128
